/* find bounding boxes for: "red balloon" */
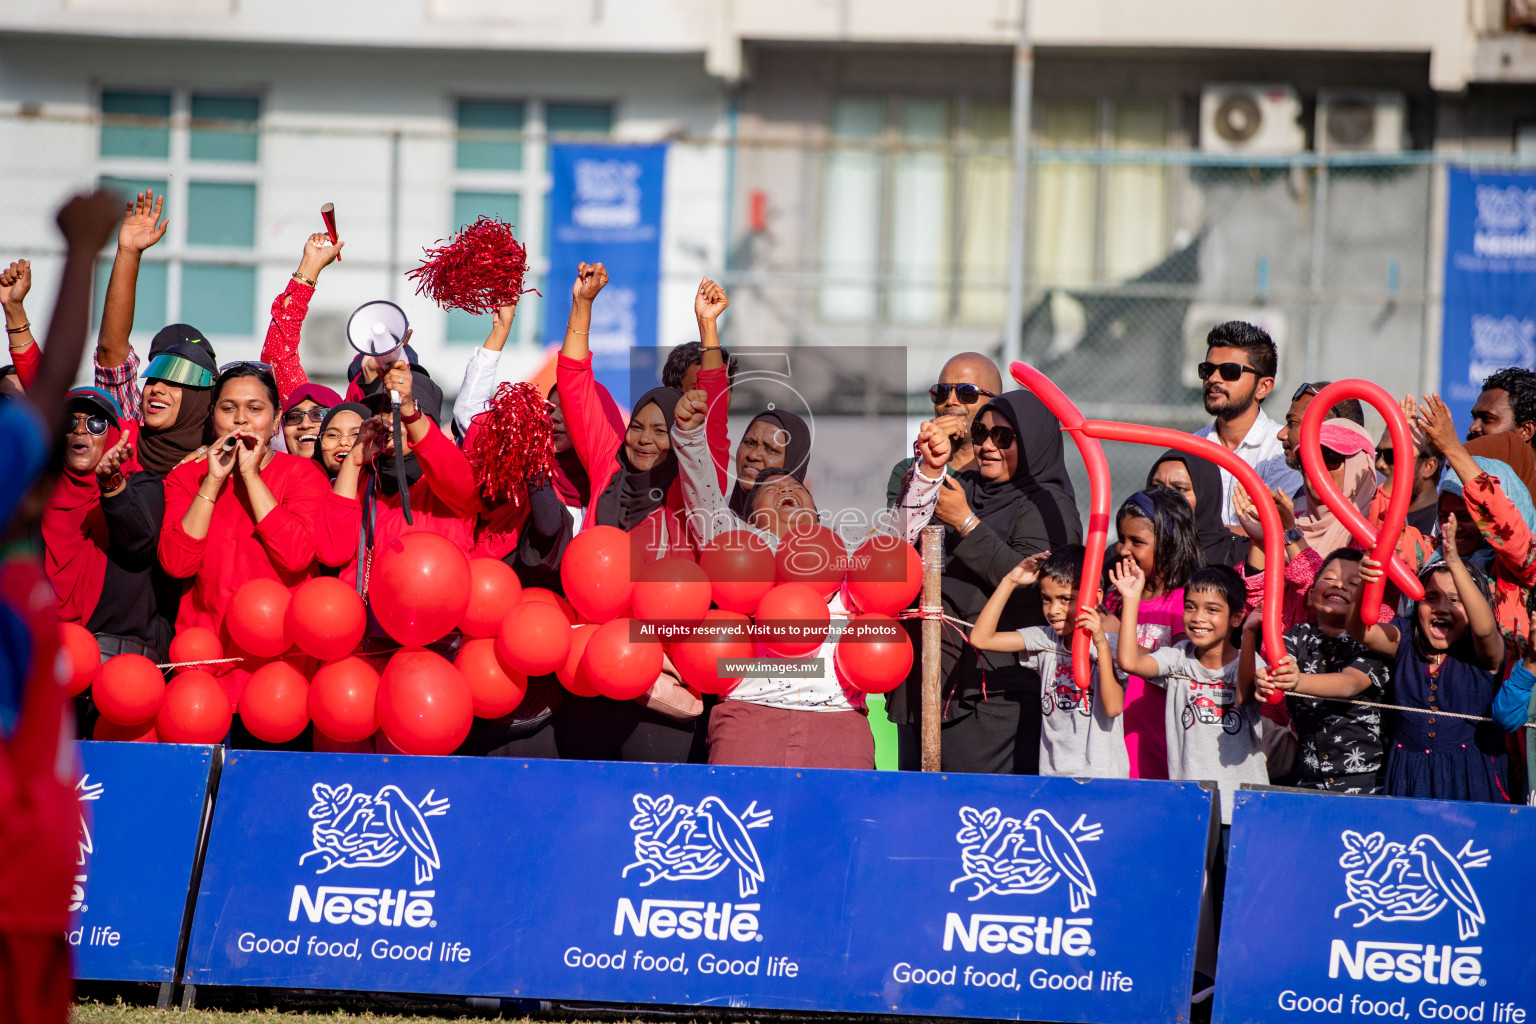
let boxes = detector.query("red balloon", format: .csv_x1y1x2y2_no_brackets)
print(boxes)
58,621,100,697
581,618,662,700
557,624,601,697
775,524,847,600
308,657,381,743
94,653,165,726
560,526,639,623
699,533,776,614
666,610,752,695
461,558,522,638
93,716,156,742
455,637,528,718
169,626,226,675
496,600,572,676
846,535,922,616
755,582,830,657
631,556,712,626
227,579,293,658
519,587,578,624
156,670,232,744
286,577,367,661
377,648,474,755
833,613,913,694
240,660,310,743
369,533,472,647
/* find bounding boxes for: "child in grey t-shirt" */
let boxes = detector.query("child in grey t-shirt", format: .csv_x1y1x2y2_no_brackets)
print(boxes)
1112,559,1265,824
971,546,1128,779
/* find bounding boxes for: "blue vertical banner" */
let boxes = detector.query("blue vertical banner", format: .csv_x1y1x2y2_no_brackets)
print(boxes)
1441,168,1536,421
544,143,668,409
71,741,216,982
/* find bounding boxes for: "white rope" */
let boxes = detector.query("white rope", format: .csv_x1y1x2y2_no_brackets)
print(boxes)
1281,688,1534,729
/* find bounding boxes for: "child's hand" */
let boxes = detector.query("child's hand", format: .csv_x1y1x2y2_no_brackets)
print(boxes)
1358,554,1385,585
1077,606,1106,640
1005,552,1048,586
1255,655,1298,702
1108,556,1145,600
1232,483,1265,541
674,389,708,432
1242,604,1264,633
1440,512,1461,562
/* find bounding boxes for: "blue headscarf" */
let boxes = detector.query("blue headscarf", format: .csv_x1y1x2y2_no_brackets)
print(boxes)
1440,456,1536,532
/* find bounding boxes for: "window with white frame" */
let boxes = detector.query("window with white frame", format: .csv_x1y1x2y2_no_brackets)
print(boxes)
817,95,1173,326
95,89,261,340
447,98,612,343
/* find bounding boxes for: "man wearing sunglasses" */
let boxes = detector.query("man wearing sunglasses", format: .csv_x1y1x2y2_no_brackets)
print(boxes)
886,352,1003,507
1192,322,1301,526
1374,425,1445,537
1275,380,1366,486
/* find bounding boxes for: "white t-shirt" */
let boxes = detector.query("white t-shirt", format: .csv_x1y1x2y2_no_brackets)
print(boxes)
1017,626,1129,780
1148,642,1267,824
1194,410,1303,527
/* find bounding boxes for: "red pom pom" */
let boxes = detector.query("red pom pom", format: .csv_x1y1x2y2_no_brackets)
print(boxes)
406,216,538,314
466,382,556,512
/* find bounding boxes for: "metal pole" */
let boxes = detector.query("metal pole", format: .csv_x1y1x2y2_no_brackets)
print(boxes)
920,524,945,771
1303,160,1329,381
387,129,402,302
1000,0,1033,368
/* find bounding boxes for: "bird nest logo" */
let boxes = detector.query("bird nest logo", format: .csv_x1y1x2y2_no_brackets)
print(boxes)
623,793,771,899
951,806,1101,912
301,783,450,885
1334,830,1488,941
76,774,104,867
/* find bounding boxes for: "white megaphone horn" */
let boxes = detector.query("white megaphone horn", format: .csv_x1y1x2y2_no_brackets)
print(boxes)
345,299,409,369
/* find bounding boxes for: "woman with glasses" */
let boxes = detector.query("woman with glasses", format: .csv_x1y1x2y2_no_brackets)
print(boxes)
158,363,330,706
41,388,179,721
279,383,342,460
898,391,1083,774
311,402,370,480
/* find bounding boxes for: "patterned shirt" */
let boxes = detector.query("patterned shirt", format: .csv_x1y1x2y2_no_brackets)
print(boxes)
94,346,141,422
1282,623,1392,793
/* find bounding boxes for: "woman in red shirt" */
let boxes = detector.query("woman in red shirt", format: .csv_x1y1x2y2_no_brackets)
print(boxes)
159,364,329,701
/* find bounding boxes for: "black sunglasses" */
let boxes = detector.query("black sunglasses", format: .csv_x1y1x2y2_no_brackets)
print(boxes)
69,412,110,437
1292,382,1322,401
930,383,997,406
1197,361,1261,383
284,406,330,426
971,421,1016,449
1377,447,1428,467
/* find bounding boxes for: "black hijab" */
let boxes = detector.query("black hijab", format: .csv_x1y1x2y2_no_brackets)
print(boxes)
594,386,682,532
1147,449,1250,569
954,391,1079,565
727,410,811,520
138,386,212,477
311,402,371,480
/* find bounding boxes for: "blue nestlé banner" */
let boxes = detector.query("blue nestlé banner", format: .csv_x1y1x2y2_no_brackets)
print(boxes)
183,752,1211,1023
1441,168,1536,424
71,741,215,981
543,142,667,409
1214,788,1536,1024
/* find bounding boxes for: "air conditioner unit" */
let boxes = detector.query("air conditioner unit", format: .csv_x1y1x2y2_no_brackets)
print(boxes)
1181,305,1289,389
1199,84,1304,155
1316,90,1407,153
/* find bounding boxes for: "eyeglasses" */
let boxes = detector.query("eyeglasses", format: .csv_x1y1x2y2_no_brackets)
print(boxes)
320,428,360,446
930,383,997,405
68,412,110,436
1197,361,1261,383
971,421,1016,450
284,406,330,426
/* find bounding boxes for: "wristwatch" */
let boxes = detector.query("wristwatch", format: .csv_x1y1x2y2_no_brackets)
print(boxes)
1284,526,1305,546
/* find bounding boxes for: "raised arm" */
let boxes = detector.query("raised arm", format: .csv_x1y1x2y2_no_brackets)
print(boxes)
883,419,949,544
34,192,123,427
1440,514,1505,671
1110,558,1161,679
671,389,738,546
453,303,514,435
1350,556,1404,657
263,232,343,406
1080,605,1125,717
1,260,37,386
96,191,167,373
560,262,605,363
969,554,1047,653
1236,606,1265,705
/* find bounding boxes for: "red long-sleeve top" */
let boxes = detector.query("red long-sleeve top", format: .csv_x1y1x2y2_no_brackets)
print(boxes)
160,453,329,692
316,420,480,586
259,279,316,408
7,339,39,389
556,351,694,563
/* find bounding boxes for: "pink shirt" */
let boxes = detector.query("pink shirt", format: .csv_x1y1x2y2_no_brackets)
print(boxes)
1117,587,1184,780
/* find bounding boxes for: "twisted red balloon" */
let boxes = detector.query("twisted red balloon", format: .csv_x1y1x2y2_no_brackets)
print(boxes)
1075,420,1288,703
1010,363,1111,693
1296,380,1424,623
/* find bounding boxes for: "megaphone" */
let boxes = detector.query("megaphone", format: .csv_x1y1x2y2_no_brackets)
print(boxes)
346,300,409,367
